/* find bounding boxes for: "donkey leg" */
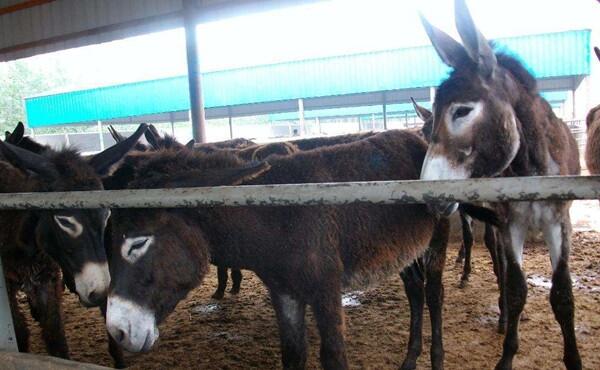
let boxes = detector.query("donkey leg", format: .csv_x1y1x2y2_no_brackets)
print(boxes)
459,213,474,288
230,269,242,295
312,288,349,370
100,302,126,368
483,224,507,333
270,291,307,370
543,212,581,370
425,218,449,370
399,261,425,370
28,276,70,359
8,283,30,353
495,221,528,370
212,266,228,300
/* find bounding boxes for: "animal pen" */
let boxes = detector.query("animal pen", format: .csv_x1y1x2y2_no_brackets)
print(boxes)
1,0,600,369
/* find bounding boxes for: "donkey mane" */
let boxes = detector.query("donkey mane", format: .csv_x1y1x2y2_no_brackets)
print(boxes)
437,49,537,108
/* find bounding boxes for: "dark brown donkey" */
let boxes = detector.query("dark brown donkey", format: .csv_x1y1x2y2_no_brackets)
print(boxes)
207,132,378,300
104,129,451,369
585,47,600,175
412,99,502,296
0,124,147,364
420,1,581,369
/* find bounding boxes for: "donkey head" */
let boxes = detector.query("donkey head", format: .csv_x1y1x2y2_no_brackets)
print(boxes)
0,124,147,306
420,0,521,215
106,151,269,352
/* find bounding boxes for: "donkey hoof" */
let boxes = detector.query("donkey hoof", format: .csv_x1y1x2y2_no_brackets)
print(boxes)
399,360,417,370
458,279,469,289
212,291,225,300
229,288,240,295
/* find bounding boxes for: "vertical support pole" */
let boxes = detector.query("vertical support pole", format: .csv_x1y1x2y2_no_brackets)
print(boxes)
30,128,35,137
298,99,305,136
382,93,388,130
170,113,175,137
316,116,321,135
570,88,576,119
0,259,17,351
97,121,104,151
429,86,436,104
184,0,207,143
228,107,233,139
64,132,70,146
371,113,376,130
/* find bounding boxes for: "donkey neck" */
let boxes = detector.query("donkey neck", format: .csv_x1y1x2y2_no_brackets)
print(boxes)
502,76,554,177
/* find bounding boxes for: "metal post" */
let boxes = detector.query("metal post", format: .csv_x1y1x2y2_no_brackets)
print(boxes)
64,132,70,146
570,88,576,119
29,128,34,137
97,121,104,151
371,113,376,130
0,258,17,351
382,102,387,130
298,99,305,136
316,116,321,135
228,107,233,139
429,86,436,104
170,113,175,137
183,0,207,143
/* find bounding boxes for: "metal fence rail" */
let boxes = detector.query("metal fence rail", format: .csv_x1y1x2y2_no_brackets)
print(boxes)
0,176,597,210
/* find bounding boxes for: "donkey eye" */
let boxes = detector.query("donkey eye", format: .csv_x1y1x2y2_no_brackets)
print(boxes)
53,215,83,238
453,106,473,120
121,236,154,263
130,238,148,252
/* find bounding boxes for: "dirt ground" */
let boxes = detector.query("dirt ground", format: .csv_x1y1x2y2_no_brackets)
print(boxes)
20,202,600,369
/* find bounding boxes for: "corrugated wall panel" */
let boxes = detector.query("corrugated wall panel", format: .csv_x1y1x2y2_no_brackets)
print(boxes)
25,30,591,127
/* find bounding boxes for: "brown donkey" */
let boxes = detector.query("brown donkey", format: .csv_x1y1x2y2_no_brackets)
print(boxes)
585,47,600,175
104,129,453,369
420,1,581,369
0,124,147,365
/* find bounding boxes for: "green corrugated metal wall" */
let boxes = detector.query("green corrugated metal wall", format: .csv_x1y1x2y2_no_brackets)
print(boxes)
25,30,591,127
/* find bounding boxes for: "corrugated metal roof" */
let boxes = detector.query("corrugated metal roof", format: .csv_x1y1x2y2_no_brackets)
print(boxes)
25,29,591,127
0,0,319,61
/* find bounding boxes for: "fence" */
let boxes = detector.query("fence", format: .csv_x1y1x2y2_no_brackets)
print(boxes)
1,174,599,352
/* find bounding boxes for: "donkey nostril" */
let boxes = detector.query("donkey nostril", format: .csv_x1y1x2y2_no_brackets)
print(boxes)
115,328,126,343
88,290,100,304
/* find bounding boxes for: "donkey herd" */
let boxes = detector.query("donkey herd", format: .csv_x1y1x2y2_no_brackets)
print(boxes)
2,1,599,369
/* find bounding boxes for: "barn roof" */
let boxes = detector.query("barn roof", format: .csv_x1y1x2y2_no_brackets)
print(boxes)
25,29,590,127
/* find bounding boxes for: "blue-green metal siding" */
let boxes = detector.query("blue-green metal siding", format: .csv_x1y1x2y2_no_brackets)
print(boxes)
25,30,590,127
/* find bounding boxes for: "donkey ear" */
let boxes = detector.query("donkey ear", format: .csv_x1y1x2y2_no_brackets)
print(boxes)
219,161,271,185
0,140,58,178
594,47,600,63
454,0,496,76
89,123,147,176
108,125,125,143
6,122,25,144
145,125,160,151
420,13,467,69
185,139,195,150
411,98,432,122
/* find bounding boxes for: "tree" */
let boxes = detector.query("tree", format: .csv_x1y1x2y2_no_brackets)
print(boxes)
0,60,69,133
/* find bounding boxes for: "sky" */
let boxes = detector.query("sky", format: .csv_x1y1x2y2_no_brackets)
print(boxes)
8,0,600,92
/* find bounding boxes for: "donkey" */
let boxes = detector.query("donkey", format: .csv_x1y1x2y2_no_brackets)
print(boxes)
420,1,581,369
412,99,502,292
104,129,453,369
585,47,600,175
0,123,147,365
